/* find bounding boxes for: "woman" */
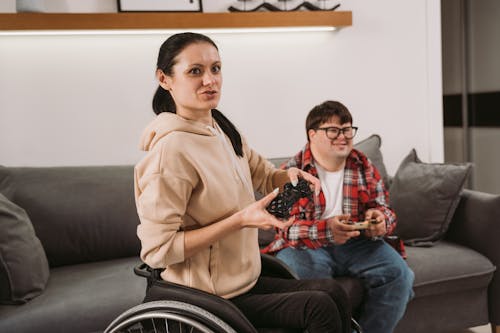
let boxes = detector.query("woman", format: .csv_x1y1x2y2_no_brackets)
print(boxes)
134,32,351,333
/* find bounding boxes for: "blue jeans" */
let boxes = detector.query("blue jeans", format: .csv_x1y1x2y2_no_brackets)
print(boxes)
276,238,414,333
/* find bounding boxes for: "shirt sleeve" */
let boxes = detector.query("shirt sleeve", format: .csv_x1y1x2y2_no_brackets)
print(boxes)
134,141,197,269
364,162,397,235
279,218,336,249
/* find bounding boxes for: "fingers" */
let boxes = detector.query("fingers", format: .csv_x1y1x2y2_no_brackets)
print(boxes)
287,168,321,195
279,216,295,229
286,168,299,187
333,230,360,245
335,214,351,223
330,215,359,244
366,219,386,237
268,215,295,231
258,187,280,207
298,170,321,195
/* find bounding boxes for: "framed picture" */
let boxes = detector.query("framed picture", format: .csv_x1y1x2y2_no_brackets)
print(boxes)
118,0,203,12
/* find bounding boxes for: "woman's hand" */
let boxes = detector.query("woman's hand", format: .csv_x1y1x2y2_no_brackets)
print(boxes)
238,188,294,231
286,167,321,195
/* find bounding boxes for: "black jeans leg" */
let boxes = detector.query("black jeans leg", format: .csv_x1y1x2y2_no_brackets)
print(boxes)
230,276,351,333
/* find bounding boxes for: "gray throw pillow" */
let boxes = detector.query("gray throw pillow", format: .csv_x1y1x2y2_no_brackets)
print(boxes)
389,149,472,246
0,193,50,304
354,134,391,188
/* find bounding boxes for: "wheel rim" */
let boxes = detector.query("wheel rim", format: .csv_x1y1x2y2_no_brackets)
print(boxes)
110,311,214,333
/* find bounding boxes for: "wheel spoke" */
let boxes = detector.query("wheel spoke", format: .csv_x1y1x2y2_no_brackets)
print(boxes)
104,300,235,333
152,318,157,333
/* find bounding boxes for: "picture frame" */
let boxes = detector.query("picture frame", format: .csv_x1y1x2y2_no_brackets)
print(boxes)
117,0,203,12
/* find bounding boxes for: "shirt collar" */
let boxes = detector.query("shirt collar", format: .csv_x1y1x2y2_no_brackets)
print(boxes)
299,143,364,171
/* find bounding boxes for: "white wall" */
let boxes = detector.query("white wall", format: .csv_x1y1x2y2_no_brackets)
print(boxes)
0,0,443,176
0,0,15,12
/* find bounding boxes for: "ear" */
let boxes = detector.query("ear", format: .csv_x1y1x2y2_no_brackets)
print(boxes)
156,69,171,91
307,128,316,141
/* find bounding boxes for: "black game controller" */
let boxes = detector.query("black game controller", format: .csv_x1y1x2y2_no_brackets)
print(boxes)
266,178,313,219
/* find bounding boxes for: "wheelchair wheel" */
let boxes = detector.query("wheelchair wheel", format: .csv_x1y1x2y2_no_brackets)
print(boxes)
104,300,237,333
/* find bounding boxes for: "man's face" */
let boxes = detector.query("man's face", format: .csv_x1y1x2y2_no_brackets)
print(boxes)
308,116,354,161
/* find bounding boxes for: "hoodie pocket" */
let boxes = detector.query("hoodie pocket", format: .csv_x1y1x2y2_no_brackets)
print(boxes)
208,242,219,294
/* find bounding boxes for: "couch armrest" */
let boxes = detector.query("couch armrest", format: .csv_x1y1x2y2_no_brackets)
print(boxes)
446,189,500,325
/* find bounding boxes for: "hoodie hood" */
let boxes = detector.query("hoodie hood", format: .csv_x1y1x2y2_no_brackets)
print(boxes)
140,112,215,151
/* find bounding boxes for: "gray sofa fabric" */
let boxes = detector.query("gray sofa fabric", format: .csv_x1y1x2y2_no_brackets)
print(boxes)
390,149,472,246
0,166,144,333
0,161,498,333
446,189,500,326
0,193,49,304
406,241,494,297
0,166,140,267
0,257,145,333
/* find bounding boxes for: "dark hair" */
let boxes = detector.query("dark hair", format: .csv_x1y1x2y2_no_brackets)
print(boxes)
152,32,243,157
305,100,353,141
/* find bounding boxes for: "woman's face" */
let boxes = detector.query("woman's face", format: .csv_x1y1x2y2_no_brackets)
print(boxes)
158,42,222,119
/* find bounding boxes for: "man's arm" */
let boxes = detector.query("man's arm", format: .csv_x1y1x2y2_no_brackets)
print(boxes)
364,162,397,235
280,218,334,249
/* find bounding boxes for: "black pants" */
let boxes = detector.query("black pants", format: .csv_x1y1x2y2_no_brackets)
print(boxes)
230,276,351,333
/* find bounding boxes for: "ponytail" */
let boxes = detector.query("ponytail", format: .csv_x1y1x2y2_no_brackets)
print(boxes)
212,109,243,157
152,86,176,115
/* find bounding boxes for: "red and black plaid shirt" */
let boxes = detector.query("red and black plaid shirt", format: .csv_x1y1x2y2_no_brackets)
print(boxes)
262,144,402,255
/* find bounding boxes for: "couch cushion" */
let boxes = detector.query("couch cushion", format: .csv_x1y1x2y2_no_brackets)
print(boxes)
0,166,141,267
406,240,494,298
0,193,49,304
389,149,472,246
353,134,391,188
0,257,145,333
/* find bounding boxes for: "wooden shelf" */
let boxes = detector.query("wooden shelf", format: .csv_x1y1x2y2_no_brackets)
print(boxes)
0,11,352,31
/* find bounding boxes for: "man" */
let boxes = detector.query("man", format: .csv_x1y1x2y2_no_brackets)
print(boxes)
262,100,414,333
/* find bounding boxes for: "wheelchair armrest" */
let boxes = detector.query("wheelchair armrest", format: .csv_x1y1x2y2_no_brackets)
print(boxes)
133,263,150,278
134,262,165,281
133,262,257,332
260,253,299,280
145,278,258,333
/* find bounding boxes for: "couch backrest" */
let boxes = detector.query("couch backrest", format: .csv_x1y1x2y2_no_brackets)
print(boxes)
0,166,140,267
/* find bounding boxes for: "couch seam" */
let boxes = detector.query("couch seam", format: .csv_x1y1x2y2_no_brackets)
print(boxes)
413,266,496,288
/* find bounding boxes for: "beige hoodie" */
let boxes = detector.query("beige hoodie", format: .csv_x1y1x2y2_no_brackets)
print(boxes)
134,112,287,299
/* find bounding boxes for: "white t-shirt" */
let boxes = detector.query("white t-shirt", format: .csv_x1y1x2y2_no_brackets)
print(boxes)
316,164,344,219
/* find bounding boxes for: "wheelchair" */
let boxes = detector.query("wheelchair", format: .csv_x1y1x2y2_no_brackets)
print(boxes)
104,254,363,333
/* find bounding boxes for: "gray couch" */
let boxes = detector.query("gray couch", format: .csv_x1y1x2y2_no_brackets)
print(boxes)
0,166,146,333
0,152,499,332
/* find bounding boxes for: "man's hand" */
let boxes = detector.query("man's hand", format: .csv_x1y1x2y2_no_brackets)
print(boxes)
364,209,387,238
326,214,360,245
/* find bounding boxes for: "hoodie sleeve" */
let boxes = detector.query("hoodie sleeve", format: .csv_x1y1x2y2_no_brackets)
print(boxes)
134,142,198,269
243,139,288,195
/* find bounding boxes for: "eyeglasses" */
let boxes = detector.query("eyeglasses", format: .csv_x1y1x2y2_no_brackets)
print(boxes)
315,126,358,140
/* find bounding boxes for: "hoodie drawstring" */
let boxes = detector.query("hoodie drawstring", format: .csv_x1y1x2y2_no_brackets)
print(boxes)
207,124,254,197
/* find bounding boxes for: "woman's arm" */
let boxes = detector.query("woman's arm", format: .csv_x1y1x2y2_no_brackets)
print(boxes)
184,189,291,258
245,143,320,195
